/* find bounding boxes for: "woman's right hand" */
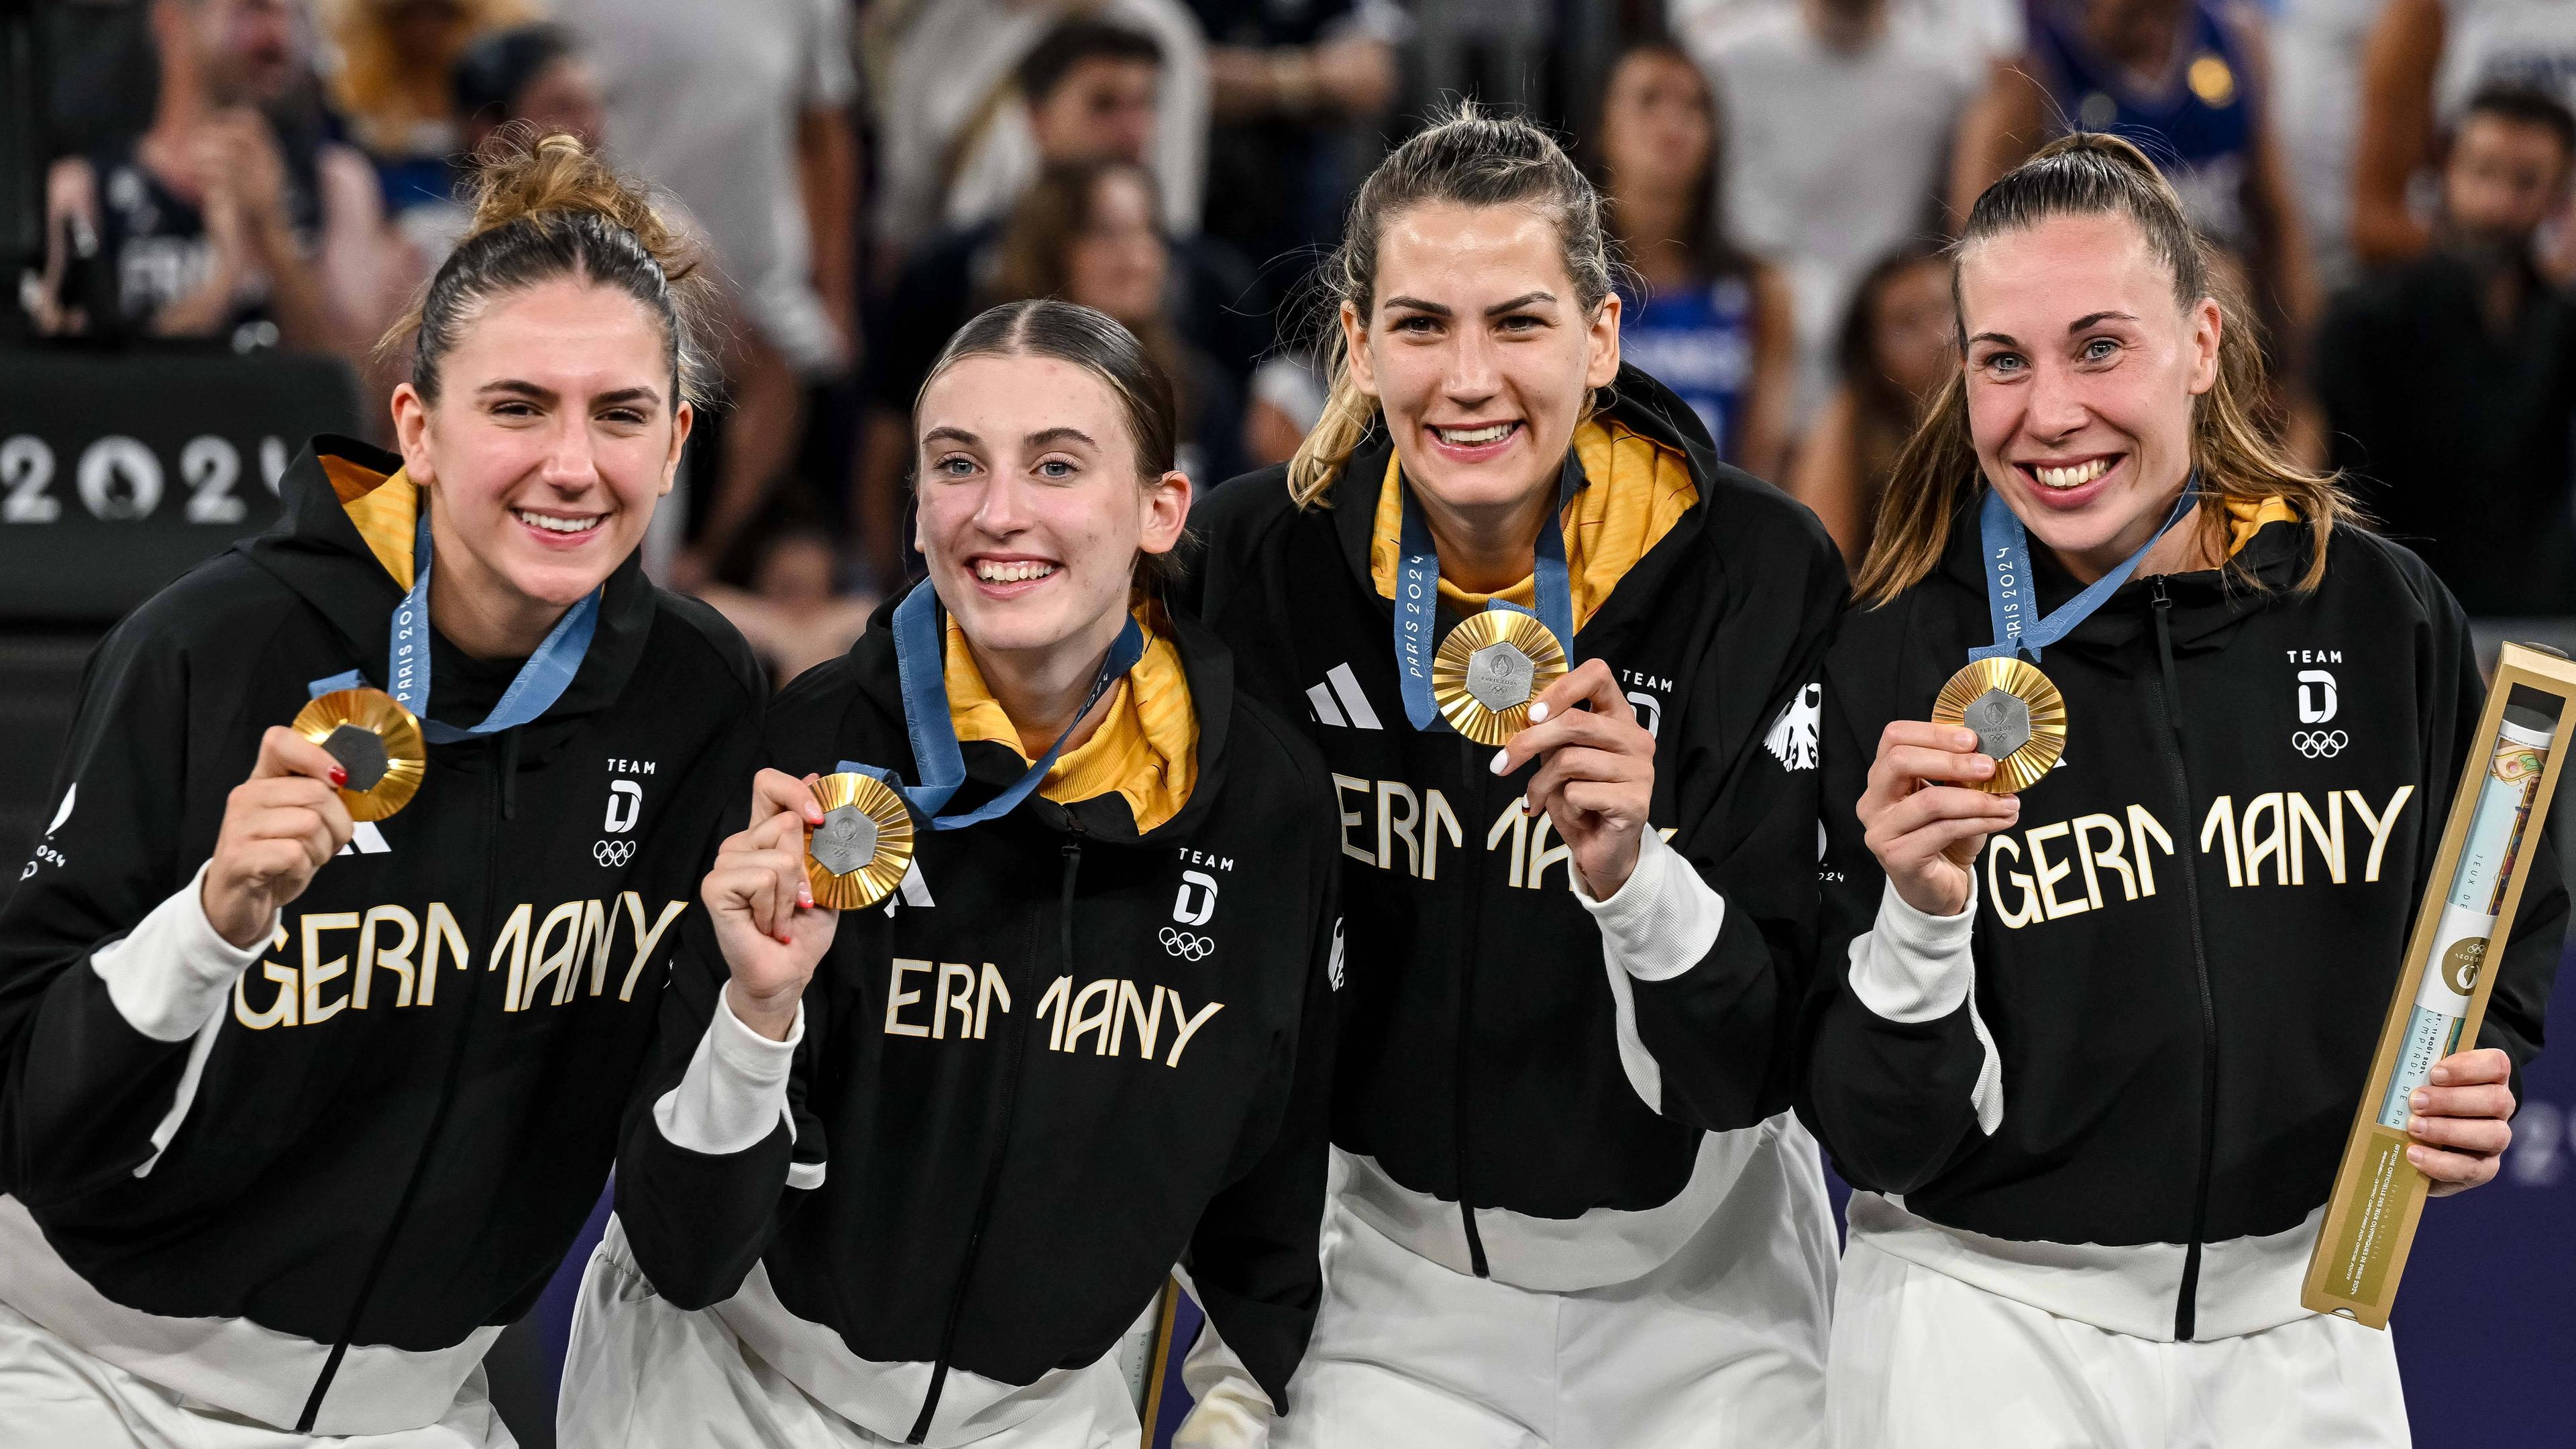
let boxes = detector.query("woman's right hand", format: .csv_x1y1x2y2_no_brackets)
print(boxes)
202,727,358,949
1858,721,2021,918
704,769,835,1041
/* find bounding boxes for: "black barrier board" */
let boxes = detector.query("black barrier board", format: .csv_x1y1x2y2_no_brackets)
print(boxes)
0,350,362,621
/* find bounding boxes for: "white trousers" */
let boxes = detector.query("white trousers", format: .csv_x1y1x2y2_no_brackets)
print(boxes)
559,1224,1141,1449
0,1297,511,1448
1272,1134,1835,1449
1827,1236,2411,1449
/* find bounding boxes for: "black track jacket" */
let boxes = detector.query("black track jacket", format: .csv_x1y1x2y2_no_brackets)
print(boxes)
1810,500,2563,1338
1184,366,1847,1288
615,594,1340,1440
0,437,763,1432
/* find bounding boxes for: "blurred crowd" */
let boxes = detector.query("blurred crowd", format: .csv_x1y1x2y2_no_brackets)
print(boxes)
27,0,2576,684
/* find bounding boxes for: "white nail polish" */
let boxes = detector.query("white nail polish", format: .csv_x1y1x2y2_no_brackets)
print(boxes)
1529,701,1550,722
1489,749,1510,775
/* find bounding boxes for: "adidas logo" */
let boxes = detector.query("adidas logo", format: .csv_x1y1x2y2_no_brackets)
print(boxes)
1306,663,1383,730
334,822,392,857
881,859,936,916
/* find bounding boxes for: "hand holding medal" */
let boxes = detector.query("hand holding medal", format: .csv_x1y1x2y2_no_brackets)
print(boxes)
706,769,847,1042
201,726,363,949
1864,485,2194,917
1490,658,1659,900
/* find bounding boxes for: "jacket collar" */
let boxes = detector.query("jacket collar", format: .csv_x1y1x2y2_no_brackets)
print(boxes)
239,435,657,723
1931,486,2308,655
851,581,1235,845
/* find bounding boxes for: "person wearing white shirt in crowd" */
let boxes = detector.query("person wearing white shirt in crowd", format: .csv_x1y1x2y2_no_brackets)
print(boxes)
557,0,861,588
1691,0,1980,423
867,0,1209,260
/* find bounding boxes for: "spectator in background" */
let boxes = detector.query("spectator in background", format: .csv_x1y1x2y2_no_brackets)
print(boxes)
1242,348,1328,467
867,0,1209,262
855,17,1260,587
36,0,392,360
319,0,529,215
2269,0,2392,289
1696,0,1973,422
1786,242,1949,566
1673,0,2023,92
697,523,877,688
2353,0,2576,272
1957,0,2318,360
560,0,859,588
993,158,1245,487
2321,85,2576,615
1594,36,1793,480
1191,0,1401,297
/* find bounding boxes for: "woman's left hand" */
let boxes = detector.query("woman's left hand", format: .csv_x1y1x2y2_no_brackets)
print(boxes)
2408,1046,2517,1196
1493,658,1655,900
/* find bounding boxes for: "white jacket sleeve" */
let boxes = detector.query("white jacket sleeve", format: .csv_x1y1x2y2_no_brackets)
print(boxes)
653,990,804,1154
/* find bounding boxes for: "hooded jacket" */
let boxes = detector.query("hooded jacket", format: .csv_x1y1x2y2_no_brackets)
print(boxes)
612,592,1340,1447
1183,365,1847,1291
0,437,764,1432
1809,497,2564,1342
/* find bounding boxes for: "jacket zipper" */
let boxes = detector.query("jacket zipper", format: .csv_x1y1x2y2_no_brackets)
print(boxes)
906,828,1079,1443
297,729,516,1430
1454,739,1490,1277
2149,580,2221,1342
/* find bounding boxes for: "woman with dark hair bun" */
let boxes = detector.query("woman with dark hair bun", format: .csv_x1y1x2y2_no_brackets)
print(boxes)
0,133,763,1445
564,299,1342,1449
1811,132,2552,1445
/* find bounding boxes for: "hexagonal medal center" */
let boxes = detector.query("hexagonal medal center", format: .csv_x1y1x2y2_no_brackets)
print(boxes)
810,804,880,876
321,723,390,790
1464,641,1537,713
1962,686,2031,759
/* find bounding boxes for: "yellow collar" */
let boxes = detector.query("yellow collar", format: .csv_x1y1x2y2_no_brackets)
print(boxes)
322,455,419,590
1367,419,1698,633
944,612,1198,833
2222,495,2298,556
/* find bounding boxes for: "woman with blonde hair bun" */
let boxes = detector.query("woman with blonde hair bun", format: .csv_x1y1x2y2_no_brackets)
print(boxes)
1809,131,2554,1446
0,133,765,1446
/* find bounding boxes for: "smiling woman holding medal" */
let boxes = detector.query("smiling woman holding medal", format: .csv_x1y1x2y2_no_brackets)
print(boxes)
1810,132,2563,1448
1186,107,1847,1446
561,299,1342,1449
0,135,767,1446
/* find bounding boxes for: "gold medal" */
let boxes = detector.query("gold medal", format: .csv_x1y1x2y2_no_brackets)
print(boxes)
804,771,916,910
1431,610,1569,747
292,688,429,821
1932,657,2067,794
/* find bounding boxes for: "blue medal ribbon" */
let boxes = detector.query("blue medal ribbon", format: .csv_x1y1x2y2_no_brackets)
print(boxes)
1970,479,2198,663
1392,449,1583,731
308,510,602,739
845,582,1145,830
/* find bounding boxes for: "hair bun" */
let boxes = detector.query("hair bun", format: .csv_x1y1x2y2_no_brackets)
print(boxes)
461,128,695,287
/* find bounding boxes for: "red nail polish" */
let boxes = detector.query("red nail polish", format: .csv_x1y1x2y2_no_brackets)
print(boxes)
329,767,348,787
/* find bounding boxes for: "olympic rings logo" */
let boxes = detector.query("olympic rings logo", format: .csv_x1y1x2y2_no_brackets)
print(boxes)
1160,927,1214,961
2292,730,2349,759
594,839,637,867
